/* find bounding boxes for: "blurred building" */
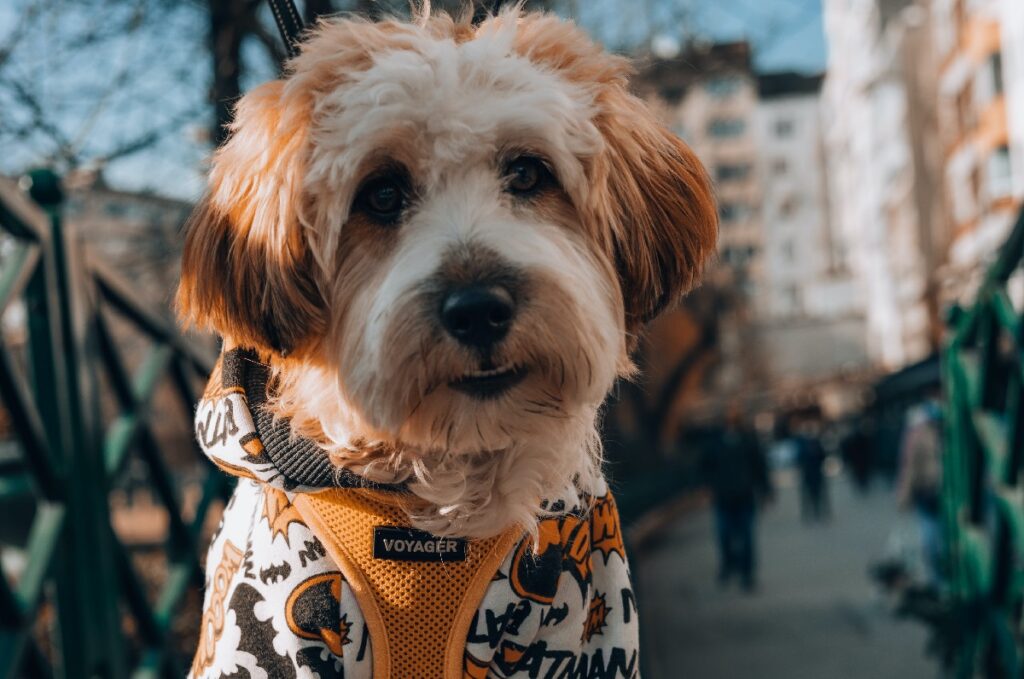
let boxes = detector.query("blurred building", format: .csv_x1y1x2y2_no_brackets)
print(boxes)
635,42,765,293
822,0,936,370
634,43,877,423
1003,0,1024,202
754,72,869,383
822,0,1024,372
634,42,774,405
932,0,1024,300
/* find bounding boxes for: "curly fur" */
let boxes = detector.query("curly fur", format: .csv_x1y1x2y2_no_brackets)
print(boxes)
177,6,717,538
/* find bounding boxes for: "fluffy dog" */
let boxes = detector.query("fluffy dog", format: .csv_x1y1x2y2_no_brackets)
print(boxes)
181,6,715,678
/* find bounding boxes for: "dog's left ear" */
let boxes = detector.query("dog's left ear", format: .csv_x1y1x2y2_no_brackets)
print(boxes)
591,87,718,331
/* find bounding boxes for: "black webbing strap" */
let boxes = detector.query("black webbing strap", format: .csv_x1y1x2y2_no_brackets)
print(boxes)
473,0,508,24
269,0,507,55
267,0,304,59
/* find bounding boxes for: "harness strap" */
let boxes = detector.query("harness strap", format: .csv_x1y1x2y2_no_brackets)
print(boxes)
294,488,521,678
267,0,304,59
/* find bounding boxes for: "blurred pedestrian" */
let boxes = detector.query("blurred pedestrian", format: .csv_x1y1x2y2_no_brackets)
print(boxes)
700,403,773,593
841,415,877,495
793,411,830,522
897,400,944,586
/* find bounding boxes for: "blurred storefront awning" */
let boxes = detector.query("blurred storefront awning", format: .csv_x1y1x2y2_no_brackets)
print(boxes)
872,353,941,406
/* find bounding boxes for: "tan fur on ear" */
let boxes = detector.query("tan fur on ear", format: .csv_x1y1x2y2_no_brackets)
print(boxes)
509,13,718,330
176,81,325,354
592,91,718,328
177,16,465,354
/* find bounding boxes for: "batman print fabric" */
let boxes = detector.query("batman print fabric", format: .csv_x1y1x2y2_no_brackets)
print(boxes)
190,349,640,678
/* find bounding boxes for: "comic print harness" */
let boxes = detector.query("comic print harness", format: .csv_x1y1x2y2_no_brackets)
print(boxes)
190,348,641,678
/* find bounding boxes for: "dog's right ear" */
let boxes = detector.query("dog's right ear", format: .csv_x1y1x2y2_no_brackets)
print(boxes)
176,80,325,355
594,88,718,332
507,12,717,335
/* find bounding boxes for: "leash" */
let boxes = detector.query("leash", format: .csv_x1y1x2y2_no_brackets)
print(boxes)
267,0,304,59
267,0,508,56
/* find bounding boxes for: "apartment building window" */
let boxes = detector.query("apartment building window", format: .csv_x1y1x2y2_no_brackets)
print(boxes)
992,52,1004,96
987,145,1013,201
715,164,751,182
974,51,1005,108
782,240,795,262
104,202,129,218
774,118,795,138
779,195,800,217
705,76,742,99
723,246,759,269
708,118,746,138
719,202,750,222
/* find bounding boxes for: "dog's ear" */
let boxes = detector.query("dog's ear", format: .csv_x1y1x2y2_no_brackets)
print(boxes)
593,89,718,331
506,12,717,330
176,80,325,355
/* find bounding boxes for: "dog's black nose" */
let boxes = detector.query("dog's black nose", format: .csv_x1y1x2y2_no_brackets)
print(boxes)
440,286,515,350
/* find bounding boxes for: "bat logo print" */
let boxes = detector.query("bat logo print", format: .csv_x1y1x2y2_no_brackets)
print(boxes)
259,560,292,585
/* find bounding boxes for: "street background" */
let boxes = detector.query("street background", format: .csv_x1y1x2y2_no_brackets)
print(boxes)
2,0,1023,676
637,476,934,679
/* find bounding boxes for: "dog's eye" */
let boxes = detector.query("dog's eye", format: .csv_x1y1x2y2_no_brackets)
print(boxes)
504,156,553,196
356,176,406,223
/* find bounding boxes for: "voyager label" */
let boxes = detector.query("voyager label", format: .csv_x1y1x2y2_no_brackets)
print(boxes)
372,526,468,562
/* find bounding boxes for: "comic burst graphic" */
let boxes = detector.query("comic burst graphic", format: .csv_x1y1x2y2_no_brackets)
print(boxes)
582,591,610,643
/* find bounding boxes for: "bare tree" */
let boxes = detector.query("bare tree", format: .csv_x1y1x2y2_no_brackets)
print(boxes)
0,0,589,183
205,0,560,144
0,0,208,176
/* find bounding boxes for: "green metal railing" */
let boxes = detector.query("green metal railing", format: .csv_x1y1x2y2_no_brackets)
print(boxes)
943,204,1024,678
0,170,228,678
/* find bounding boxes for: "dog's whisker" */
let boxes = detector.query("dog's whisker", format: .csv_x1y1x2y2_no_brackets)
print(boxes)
540,388,562,404
524,399,560,412
406,394,426,420
444,420,455,451
523,407,565,419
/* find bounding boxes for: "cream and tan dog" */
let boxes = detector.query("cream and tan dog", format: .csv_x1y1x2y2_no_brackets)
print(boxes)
181,6,715,677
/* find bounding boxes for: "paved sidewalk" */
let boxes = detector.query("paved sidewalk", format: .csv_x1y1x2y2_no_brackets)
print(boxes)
634,472,938,679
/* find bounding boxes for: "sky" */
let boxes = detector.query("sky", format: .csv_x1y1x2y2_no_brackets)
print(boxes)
696,0,826,72
578,0,826,73
0,0,827,201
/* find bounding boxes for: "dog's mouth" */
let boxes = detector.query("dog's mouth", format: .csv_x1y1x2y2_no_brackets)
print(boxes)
449,364,528,399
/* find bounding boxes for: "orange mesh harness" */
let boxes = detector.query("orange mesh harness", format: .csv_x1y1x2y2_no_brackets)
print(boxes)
295,488,521,678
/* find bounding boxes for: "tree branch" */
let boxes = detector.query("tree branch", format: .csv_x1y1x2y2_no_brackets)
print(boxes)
4,78,78,167
244,15,288,71
0,1,42,71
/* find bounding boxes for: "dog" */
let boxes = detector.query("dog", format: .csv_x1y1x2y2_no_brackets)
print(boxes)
180,6,716,678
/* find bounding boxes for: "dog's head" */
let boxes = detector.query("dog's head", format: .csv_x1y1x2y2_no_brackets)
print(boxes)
178,9,716,536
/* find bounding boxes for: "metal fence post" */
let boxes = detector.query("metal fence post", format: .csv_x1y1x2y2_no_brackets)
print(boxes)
25,169,126,679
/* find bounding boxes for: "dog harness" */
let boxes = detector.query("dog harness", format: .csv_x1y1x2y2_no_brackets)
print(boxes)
190,349,640,678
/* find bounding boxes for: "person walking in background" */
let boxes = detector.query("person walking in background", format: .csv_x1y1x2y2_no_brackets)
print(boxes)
701,403,773,593
793,410,830,522
897,400,944,587
841,414,877,495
